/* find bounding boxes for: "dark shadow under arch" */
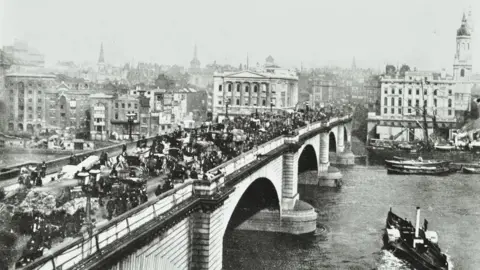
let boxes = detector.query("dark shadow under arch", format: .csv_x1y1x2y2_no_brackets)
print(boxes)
225,178,280,232
329,132,336,152
298,144,318,174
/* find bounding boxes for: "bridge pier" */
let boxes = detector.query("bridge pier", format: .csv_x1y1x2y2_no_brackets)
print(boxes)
192,205,224,270
281,152,299,211
315,132,342,187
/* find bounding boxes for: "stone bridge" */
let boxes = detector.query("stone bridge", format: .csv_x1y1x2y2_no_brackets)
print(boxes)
23,114,353,270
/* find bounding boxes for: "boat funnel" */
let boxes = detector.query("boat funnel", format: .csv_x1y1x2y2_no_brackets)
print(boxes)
415,207,421,238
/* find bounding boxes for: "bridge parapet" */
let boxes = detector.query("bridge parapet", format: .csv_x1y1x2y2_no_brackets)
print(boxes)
24,181,195,270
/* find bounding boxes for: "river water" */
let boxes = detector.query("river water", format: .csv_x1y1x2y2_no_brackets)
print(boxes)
0,149,69,168
224,165,480,270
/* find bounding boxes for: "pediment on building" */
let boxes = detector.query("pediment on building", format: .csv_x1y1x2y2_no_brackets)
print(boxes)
226,71,267,79
56,81,71,91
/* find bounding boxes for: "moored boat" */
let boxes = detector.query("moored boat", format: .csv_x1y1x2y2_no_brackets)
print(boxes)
385,157,450,168
383,207,449,270
462,166,480,174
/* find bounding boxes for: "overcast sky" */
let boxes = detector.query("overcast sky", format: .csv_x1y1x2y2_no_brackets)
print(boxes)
1,0,479,72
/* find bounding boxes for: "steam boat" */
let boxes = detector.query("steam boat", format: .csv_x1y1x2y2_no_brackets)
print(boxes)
383,207,449,270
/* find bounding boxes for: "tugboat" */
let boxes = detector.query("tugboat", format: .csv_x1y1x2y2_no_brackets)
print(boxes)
383,207,449,270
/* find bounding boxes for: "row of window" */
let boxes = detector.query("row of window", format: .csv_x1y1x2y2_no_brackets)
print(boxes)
383,97,452,108
384,88,453,96
218,98,276,106
383,107,453,116
219,84,268,93
115,102,138,109
10,89,43,95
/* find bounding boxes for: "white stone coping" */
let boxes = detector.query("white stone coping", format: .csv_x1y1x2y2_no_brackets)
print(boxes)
28,182,194,270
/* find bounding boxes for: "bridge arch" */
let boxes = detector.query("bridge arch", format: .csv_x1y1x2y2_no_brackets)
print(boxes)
329,132,336,152
223,177,280,234
298,144,318,174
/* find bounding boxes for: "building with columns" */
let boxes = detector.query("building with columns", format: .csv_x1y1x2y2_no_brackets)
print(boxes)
212,68,298,121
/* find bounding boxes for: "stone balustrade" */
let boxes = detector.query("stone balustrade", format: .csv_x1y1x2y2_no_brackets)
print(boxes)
25,182,195,270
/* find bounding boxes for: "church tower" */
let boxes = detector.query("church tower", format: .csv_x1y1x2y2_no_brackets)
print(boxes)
189,44,201,73
98,43,106,73
453,13,472,80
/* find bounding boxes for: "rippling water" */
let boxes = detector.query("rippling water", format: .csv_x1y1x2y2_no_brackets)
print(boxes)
224,166,480,270
0,149,69,168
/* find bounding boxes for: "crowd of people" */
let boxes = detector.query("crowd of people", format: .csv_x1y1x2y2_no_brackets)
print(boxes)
10,104,353,268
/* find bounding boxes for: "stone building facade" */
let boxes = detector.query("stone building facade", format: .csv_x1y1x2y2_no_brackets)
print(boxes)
212,69,298,121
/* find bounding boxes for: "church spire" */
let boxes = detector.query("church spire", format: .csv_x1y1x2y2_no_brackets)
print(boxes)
98,43,105,63
352,57,357,70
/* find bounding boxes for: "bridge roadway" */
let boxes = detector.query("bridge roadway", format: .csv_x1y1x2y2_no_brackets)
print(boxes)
20,114,353,270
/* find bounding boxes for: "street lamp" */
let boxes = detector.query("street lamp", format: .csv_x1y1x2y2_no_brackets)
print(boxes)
126,113,137,141
270,101,274,113
224,98,231,121
79,170,98,236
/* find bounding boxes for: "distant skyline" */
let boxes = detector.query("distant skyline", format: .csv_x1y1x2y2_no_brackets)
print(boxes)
1,0,479,72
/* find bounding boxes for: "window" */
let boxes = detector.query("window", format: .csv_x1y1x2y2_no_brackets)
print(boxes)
128,103,131,108
416,89,419,95
398,108,402,114
28,90,32,95
147,91,150,94
448,99,452,107
254,85,258,93
384,88,387,94
262,99,266,106
244,86,248,93
399,89,402,95
424,100,427,106
122,103,125,108
115,103,119,108
408,108,411,113
28,106,32,111
384,97,387,105
37,107,41,111
228,84,232,92
38,98,42,103
424,90,427,96
391,108,394,114
60,105,64,109
219,85,223,91
448,90,452,96
135,104,138,109
384,107,387,114
115,113,118,119
461,69,465,77
434,99,437,107
28,98,32,102
60,113,66,117
398,99,402,106
236,99,240,105
391,97,394,106
236,84,240,92
391,89,395,94
218,101,222,105
408,99,412,107
434,90,437,96
448,110,452,116
28,114,33,119
408,89,412,95
415,99,419,107
133,91,137,95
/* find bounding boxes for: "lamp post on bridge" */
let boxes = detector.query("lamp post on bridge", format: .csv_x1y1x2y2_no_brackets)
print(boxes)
224,98,231,122
79,170,99,236
126,113,137,141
